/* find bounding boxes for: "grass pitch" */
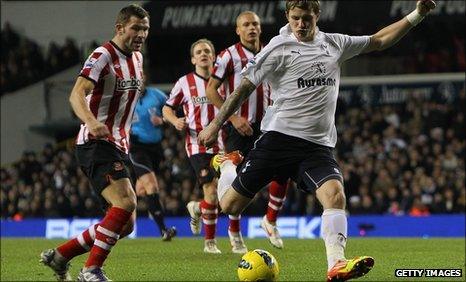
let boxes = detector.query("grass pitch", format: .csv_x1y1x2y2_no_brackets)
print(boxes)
1,237,464,281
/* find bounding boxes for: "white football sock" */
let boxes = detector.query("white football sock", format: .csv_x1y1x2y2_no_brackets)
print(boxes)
321,208,347,270
217,160,237,201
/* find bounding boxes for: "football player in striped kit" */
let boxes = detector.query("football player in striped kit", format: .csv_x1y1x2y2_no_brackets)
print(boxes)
163,39,248,254
40,4,149,281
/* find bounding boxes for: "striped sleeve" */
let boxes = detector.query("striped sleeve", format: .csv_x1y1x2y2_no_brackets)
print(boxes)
166,79,185,108
212,49,233,81
79,47,110,84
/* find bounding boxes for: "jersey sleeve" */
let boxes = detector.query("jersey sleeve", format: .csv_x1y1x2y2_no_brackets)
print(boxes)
332,33,370,62
166,79,185,109
79,47,110,84
241,38,284,87
212,50,233,81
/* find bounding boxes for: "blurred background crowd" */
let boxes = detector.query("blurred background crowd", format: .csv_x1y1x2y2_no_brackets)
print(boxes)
2,86,464,219
1,22,82,94
1,2,464,220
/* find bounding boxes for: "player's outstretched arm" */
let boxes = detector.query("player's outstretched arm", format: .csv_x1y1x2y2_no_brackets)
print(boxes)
69,76,110,138
363,0,436,53
199,77,256,147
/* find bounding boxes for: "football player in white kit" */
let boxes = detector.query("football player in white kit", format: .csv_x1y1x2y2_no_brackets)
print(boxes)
199,0,436,281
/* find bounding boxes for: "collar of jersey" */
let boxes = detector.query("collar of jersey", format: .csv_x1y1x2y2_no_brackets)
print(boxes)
279,24,322,45
110,40,133,58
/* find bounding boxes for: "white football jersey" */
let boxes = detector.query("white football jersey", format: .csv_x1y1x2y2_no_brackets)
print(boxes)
242,24,370,147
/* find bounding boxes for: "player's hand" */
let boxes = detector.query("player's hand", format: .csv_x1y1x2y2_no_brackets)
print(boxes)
174,117,187,131
87,120,110,138
417,0,436,16
230,115,253,136
198,123,220,148
150,115,164,126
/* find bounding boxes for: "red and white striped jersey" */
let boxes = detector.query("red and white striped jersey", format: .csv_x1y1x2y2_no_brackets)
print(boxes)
76,41,144,154
212,42,272,124
166,72,225,157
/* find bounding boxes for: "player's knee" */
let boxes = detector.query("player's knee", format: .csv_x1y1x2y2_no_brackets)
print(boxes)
316,180,346,209
330,189,346,209
117,195,137,212
219,198,241,215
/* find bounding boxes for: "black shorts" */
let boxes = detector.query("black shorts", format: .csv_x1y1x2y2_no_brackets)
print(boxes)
129,138,163,178
224,122,262,156
75,140,134,207
232,131,343,198
188,153,216,186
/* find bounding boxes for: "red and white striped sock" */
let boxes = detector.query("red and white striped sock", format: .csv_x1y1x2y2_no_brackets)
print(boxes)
200,200,218,240
266,180,288,223
228,215,241,233
56,224,98,260
85,207,132,268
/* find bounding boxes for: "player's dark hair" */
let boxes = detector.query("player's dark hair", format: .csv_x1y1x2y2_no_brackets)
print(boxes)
285,0,320,15
116,4,150,25
190,38,215,58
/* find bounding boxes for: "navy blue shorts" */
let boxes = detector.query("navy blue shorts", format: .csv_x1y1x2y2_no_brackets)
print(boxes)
189,153,216,186
224,122,262,156
232,131,343,198
129,137,163,178
76,140,135,207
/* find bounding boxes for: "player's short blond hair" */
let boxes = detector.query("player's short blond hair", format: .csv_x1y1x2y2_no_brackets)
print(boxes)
236,11,260,27
190,38,215,57
285,0,320,15
116,4,150,25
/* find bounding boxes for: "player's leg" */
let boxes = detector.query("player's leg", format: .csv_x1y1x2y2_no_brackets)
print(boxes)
136,172,176,241
76,177,135,281
213,151,248,254
298,147,374,281
130,145,176,241
261,178,289,249
201,178,221,254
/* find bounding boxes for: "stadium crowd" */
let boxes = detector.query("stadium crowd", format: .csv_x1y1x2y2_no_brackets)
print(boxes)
1,22,80,95
2,87,464,219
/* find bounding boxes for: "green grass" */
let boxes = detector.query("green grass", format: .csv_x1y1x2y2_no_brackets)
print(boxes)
1,238,464,281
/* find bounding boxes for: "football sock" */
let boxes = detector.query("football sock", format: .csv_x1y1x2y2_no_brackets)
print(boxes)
146,193,167,234
321,208,347,270
228,215,241,233
266,180,288,223
217,160,237,201
57,224,98,261
200,200,218,240
85,207,132,268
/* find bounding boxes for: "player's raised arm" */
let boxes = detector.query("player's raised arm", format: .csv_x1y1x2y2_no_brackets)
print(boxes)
199,77,256,147
69,76,110,138
363,0,436,53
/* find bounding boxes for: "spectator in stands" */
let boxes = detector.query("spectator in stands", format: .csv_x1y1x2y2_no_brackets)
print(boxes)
1,89,465,219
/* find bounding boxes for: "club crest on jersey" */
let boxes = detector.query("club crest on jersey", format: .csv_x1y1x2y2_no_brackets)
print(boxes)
191,96,210,105
311,62,326,74
116,77,142,91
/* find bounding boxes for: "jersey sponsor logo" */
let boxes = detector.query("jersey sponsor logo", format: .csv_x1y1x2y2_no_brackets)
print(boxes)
191,96,210,105
116,77,142,91
291,50,301,55
297,77,336,88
